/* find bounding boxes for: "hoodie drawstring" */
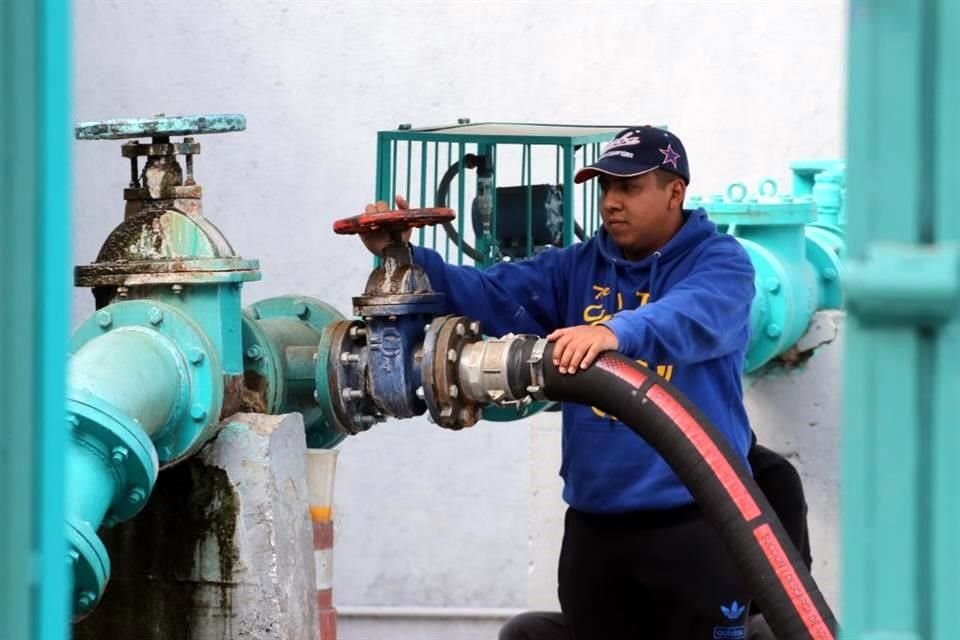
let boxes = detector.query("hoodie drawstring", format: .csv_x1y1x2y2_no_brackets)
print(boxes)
649,251,662,300
606,250,661,319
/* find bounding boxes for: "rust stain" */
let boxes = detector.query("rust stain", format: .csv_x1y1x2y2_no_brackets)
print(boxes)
220,374,246,418
238,372,269,414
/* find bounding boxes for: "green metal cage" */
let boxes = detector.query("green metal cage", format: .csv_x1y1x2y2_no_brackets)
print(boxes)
374,121,630,267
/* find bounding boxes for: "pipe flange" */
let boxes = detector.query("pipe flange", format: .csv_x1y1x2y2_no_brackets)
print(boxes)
422,315,483,429
67,390,160,524
68,518,110,621
239,313,284,413
66,389,160,619
70,300,224,467
316,319,384,437
805,227,845,309
733,239,798,373
75,257,261,287
242,296,346,410
353,293,446,318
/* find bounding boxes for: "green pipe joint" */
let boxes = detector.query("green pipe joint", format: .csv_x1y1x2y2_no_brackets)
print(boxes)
241,295,347,449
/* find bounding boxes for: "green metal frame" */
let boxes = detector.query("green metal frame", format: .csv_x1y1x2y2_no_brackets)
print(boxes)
843,1,959,637
375,122,627,265
1,1,71,639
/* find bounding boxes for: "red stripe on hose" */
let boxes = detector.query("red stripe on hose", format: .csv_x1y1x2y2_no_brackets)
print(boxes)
596,356,649,389
645,385,762,522
753,524,834,640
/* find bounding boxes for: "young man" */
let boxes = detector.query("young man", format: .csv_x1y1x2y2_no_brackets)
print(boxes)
361,126,757,639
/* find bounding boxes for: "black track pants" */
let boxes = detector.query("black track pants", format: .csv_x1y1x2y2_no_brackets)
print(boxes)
556,505,752,640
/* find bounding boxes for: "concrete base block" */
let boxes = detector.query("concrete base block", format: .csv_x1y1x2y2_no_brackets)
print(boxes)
74,412,318,640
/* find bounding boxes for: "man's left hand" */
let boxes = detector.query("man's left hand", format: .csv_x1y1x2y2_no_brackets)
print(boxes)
546,325,619,374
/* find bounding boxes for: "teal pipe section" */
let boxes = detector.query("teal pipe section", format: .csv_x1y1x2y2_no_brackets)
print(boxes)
691,176,845,372
241,296,347,448
70,300,225,465
1,0,71,639
66,300,223,618
65,388,158,619
123,283,249,377
69,329,186,437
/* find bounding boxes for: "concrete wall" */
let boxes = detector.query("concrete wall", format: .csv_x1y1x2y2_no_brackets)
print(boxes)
72,0,848,633
74,413,318,640
745,311,844,613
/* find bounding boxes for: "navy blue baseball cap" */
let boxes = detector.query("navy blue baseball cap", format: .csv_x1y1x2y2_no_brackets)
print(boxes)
574,126,690,185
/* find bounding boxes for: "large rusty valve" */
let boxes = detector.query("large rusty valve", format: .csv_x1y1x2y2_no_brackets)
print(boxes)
317,207,456,436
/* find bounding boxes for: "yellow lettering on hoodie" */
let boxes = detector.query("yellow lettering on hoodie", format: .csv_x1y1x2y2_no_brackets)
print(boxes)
582,285,673,419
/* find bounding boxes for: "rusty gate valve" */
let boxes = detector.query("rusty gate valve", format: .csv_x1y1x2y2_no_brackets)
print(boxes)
333,206,454,315
316,208,456,434
73,113,259,308
75,113,246,206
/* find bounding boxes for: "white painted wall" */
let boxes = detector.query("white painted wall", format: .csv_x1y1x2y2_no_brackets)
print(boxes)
72,0,848,633
745,312,844,614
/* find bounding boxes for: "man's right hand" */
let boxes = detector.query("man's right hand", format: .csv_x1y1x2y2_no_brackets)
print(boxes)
359,195,412,255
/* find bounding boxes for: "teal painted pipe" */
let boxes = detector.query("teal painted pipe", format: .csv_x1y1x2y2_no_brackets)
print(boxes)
66,328,179,619
69,329,186,438
692,176,845,372
121,283,249,378
66,300,223,619
65,115,325,623
241,296,347,448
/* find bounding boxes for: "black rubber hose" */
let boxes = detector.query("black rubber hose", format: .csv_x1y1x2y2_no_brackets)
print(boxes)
435,154,485,262
535,343,838,640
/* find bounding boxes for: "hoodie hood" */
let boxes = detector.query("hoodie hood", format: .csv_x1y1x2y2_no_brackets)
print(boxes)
596,208,717,269
595,207,717,302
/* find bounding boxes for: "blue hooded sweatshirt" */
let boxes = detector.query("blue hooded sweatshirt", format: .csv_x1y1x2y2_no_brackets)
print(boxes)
411,208,756,513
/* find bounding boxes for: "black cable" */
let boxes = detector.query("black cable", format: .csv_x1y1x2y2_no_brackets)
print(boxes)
434,154,484,262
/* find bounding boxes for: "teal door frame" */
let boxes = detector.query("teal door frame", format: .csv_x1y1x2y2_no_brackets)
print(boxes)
843,1,960,637
0,1,71,639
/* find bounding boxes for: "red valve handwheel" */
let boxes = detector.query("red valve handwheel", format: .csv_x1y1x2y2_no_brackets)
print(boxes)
333,207,455,235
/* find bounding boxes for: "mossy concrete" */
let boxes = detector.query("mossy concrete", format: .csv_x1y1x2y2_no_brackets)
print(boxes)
74,412,317,639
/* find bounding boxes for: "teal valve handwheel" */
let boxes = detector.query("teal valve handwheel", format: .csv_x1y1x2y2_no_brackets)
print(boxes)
75,113,246,140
